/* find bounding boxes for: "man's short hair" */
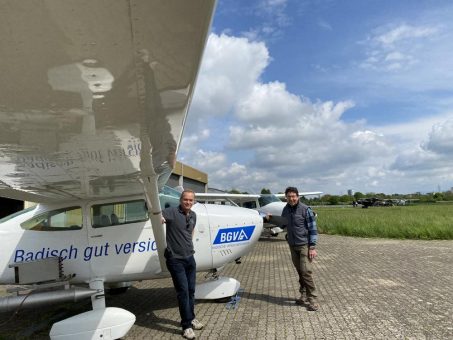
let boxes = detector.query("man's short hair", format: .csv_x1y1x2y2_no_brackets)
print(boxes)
180,189,196,200
285,186,299,197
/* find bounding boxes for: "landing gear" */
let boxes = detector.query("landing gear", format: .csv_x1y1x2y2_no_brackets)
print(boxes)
49,279,136,340
106,282,132,295
194,269,241,300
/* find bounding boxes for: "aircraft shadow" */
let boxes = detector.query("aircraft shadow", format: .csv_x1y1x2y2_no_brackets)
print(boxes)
241,292,296,307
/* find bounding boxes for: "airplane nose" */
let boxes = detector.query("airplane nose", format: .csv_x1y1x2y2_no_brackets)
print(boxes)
201,204,264,269
202,204,264,242
252,210,264,235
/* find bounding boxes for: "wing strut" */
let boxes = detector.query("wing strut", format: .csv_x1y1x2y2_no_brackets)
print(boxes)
142,175,167,273
140,136,167,273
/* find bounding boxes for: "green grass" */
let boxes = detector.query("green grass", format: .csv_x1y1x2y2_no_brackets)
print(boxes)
315,204,453,240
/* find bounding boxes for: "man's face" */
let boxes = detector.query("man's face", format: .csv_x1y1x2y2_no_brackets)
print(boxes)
286,192,299,206
180,192,195,212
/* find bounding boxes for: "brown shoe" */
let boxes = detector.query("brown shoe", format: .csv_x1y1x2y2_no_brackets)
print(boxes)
306,301,319,311
295,293,306,305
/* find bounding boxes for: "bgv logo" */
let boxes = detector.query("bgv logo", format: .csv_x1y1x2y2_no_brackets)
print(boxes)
213,226,255,244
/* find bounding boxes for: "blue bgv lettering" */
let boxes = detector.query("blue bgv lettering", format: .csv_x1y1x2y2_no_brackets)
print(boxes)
213,225,256,245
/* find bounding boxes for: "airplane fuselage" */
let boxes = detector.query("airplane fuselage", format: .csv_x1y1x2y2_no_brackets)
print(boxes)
0,196,263,285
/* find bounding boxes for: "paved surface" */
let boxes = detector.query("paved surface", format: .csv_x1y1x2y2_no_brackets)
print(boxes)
1,234,452,339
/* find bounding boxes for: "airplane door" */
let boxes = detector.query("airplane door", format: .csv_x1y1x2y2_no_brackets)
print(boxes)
192,203,212,271
86,198,160,282
9,205,91,283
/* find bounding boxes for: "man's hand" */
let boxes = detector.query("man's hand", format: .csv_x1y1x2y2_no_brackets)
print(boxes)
308,248,317,261
161,217,166,224
265,213,272,222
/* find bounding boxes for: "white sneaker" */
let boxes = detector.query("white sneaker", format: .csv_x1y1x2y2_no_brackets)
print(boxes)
191,319,204,330
183,328,196,339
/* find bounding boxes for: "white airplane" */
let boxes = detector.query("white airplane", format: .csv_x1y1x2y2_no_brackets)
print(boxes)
0,1,263,339
196,191,322,236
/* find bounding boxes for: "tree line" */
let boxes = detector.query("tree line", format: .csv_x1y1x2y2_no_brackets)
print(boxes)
227,188,453,205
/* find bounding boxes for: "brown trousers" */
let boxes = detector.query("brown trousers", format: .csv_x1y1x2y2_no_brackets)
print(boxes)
290,244,317,301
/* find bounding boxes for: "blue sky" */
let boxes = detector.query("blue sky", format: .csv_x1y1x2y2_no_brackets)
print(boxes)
179,0,453,195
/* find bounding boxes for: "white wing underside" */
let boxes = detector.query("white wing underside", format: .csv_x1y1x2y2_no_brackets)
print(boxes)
274,192,323,198
195,193,261,205
0,0,215,203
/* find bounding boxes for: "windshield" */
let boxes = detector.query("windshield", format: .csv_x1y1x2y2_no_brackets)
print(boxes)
258,194,281,207
159,185,182,209
160,185,182,198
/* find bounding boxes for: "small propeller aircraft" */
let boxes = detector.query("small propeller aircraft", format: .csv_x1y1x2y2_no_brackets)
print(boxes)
0,1,263,339
196,191,322,236
356,197,419,208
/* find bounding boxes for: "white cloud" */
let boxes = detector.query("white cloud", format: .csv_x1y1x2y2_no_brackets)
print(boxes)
423,120,453,155
318,20,332,31
235,81,309,125
375,24,438,46
384,51,404,61
359,23,440,72
189,34,269,121
181,31,453,194
262,0,287,6
238,0,290,41
179,149,227,175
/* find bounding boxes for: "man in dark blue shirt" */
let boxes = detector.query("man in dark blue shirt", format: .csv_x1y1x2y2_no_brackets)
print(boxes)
281,186,319,311
162,189,203,339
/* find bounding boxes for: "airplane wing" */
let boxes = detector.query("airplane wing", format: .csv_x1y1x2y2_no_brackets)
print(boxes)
195,193,261,205
0,0,216,203
274,192,323,198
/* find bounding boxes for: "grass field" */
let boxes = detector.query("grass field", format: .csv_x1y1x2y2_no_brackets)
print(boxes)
315,204,453,240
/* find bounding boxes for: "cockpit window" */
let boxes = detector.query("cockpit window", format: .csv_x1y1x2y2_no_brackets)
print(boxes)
20,207,82,231
91,199,148,228
258,194,281,207
160,185,181,198
242,201,257,209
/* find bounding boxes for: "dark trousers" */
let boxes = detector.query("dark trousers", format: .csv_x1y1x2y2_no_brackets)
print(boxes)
166,255,196,330
290,244,317,301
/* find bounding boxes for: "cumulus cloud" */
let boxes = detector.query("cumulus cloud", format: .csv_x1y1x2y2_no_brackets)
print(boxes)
179,149,227,175
235,81,310,125
388,118,453,191
423,120,453,154
188,34,269,121
181,32,453,194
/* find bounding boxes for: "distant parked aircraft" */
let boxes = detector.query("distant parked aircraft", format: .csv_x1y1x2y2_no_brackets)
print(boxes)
356,198,419,208
196,191,322,236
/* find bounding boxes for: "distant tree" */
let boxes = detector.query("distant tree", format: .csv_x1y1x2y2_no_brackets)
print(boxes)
328,195,339,205
339,195,351,203
443,192,453,201
229,189,241,194
433,192,444,201
354,192,364,200
261,188,271,194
